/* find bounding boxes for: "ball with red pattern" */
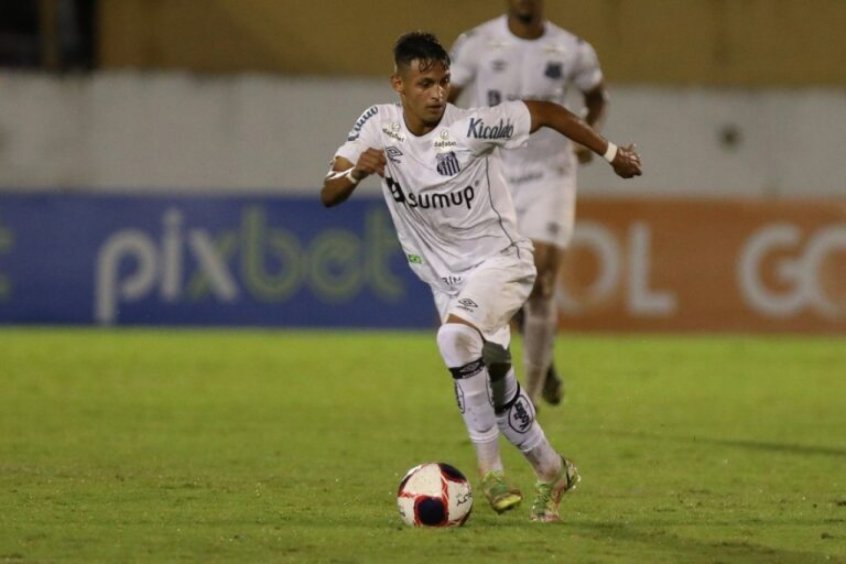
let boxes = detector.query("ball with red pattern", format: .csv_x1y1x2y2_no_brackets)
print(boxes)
396,462,473,527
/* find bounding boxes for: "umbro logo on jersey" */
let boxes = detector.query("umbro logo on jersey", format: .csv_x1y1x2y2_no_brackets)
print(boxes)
491,59,507,72
436,151,460,176
467,117,514,140
386,146,403,163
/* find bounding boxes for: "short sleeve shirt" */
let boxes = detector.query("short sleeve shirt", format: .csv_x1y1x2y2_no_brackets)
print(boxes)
450,16,603,175
335,101,533,293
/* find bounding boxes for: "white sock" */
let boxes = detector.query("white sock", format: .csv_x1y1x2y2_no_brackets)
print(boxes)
493,368,561,479
436,323,503,476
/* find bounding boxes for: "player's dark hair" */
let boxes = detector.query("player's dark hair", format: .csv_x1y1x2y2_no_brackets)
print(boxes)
393,31,450,72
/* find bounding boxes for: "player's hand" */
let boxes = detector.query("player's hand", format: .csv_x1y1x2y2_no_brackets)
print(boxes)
611,144,642,179
355,148,387,179
573,143,593,165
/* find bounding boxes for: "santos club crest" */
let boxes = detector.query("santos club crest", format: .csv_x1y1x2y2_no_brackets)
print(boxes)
436,151,460,176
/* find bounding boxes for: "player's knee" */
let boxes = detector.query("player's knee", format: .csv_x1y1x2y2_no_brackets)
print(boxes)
482,340,510,366
437,322,484,374
482,340,512,381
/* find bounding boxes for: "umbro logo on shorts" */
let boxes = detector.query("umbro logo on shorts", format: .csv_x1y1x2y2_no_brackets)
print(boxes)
457,298,478,310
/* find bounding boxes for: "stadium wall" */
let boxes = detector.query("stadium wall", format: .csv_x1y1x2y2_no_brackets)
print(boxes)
0,74,843,332
0,73,844,199
98,0,846,86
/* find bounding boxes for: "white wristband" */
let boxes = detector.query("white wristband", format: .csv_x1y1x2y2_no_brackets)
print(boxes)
344,168,360,185
603,142,618,163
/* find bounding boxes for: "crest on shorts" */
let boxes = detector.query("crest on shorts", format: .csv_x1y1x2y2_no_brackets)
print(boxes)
544,61,563,79
436,151,461,176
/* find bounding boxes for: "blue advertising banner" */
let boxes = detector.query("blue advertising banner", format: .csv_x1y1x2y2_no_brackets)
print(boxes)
0,193,435,328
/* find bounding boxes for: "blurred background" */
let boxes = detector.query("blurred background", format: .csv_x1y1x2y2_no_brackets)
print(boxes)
0,0,844,332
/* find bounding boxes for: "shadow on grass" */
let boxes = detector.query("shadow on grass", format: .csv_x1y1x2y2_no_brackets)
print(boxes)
570,521,845,564
605,430,846,458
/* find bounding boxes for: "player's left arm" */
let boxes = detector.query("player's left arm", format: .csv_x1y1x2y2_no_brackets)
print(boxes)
574,83,609,164
524,100,641,179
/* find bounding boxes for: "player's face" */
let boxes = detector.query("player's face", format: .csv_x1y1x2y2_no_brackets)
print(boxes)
507,0,543,22
393,59,450,132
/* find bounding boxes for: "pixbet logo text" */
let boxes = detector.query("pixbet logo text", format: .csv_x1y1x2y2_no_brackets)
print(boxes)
95,206,402,324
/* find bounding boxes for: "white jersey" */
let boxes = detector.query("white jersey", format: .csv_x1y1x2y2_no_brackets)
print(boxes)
335,101,533,294
450,15,603,179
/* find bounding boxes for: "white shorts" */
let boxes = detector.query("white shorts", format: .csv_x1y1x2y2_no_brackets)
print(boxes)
510,169,577,249
432,244,536,348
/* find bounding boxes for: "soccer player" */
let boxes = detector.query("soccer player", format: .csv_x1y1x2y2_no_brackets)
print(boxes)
322,31,640,522
448,0,610,407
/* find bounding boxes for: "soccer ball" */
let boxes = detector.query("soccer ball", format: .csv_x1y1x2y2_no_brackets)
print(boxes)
396,462,473,527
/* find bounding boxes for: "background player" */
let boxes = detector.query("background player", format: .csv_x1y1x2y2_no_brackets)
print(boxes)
322,31,640,521
449,0,609,407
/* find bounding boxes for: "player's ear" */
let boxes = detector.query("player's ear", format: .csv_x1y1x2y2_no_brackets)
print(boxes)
390,72,404,94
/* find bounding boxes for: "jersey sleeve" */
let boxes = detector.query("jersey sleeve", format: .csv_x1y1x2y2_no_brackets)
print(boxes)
571,40,604,93
464,101,532,153
449,30,479,88
334,105,382,164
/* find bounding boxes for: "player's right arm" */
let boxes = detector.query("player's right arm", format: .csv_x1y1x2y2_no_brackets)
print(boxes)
322,105,386,207
320,149,387,208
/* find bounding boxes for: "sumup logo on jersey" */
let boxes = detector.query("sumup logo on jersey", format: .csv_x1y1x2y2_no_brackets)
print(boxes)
386,177,475,211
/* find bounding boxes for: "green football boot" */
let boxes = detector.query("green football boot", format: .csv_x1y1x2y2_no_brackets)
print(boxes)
480,471,523,514
530,455,580,523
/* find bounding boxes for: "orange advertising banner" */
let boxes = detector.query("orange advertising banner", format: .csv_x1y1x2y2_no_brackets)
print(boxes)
557,198,846,333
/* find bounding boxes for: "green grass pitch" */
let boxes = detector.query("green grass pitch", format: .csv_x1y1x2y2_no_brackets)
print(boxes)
1,328,844,563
